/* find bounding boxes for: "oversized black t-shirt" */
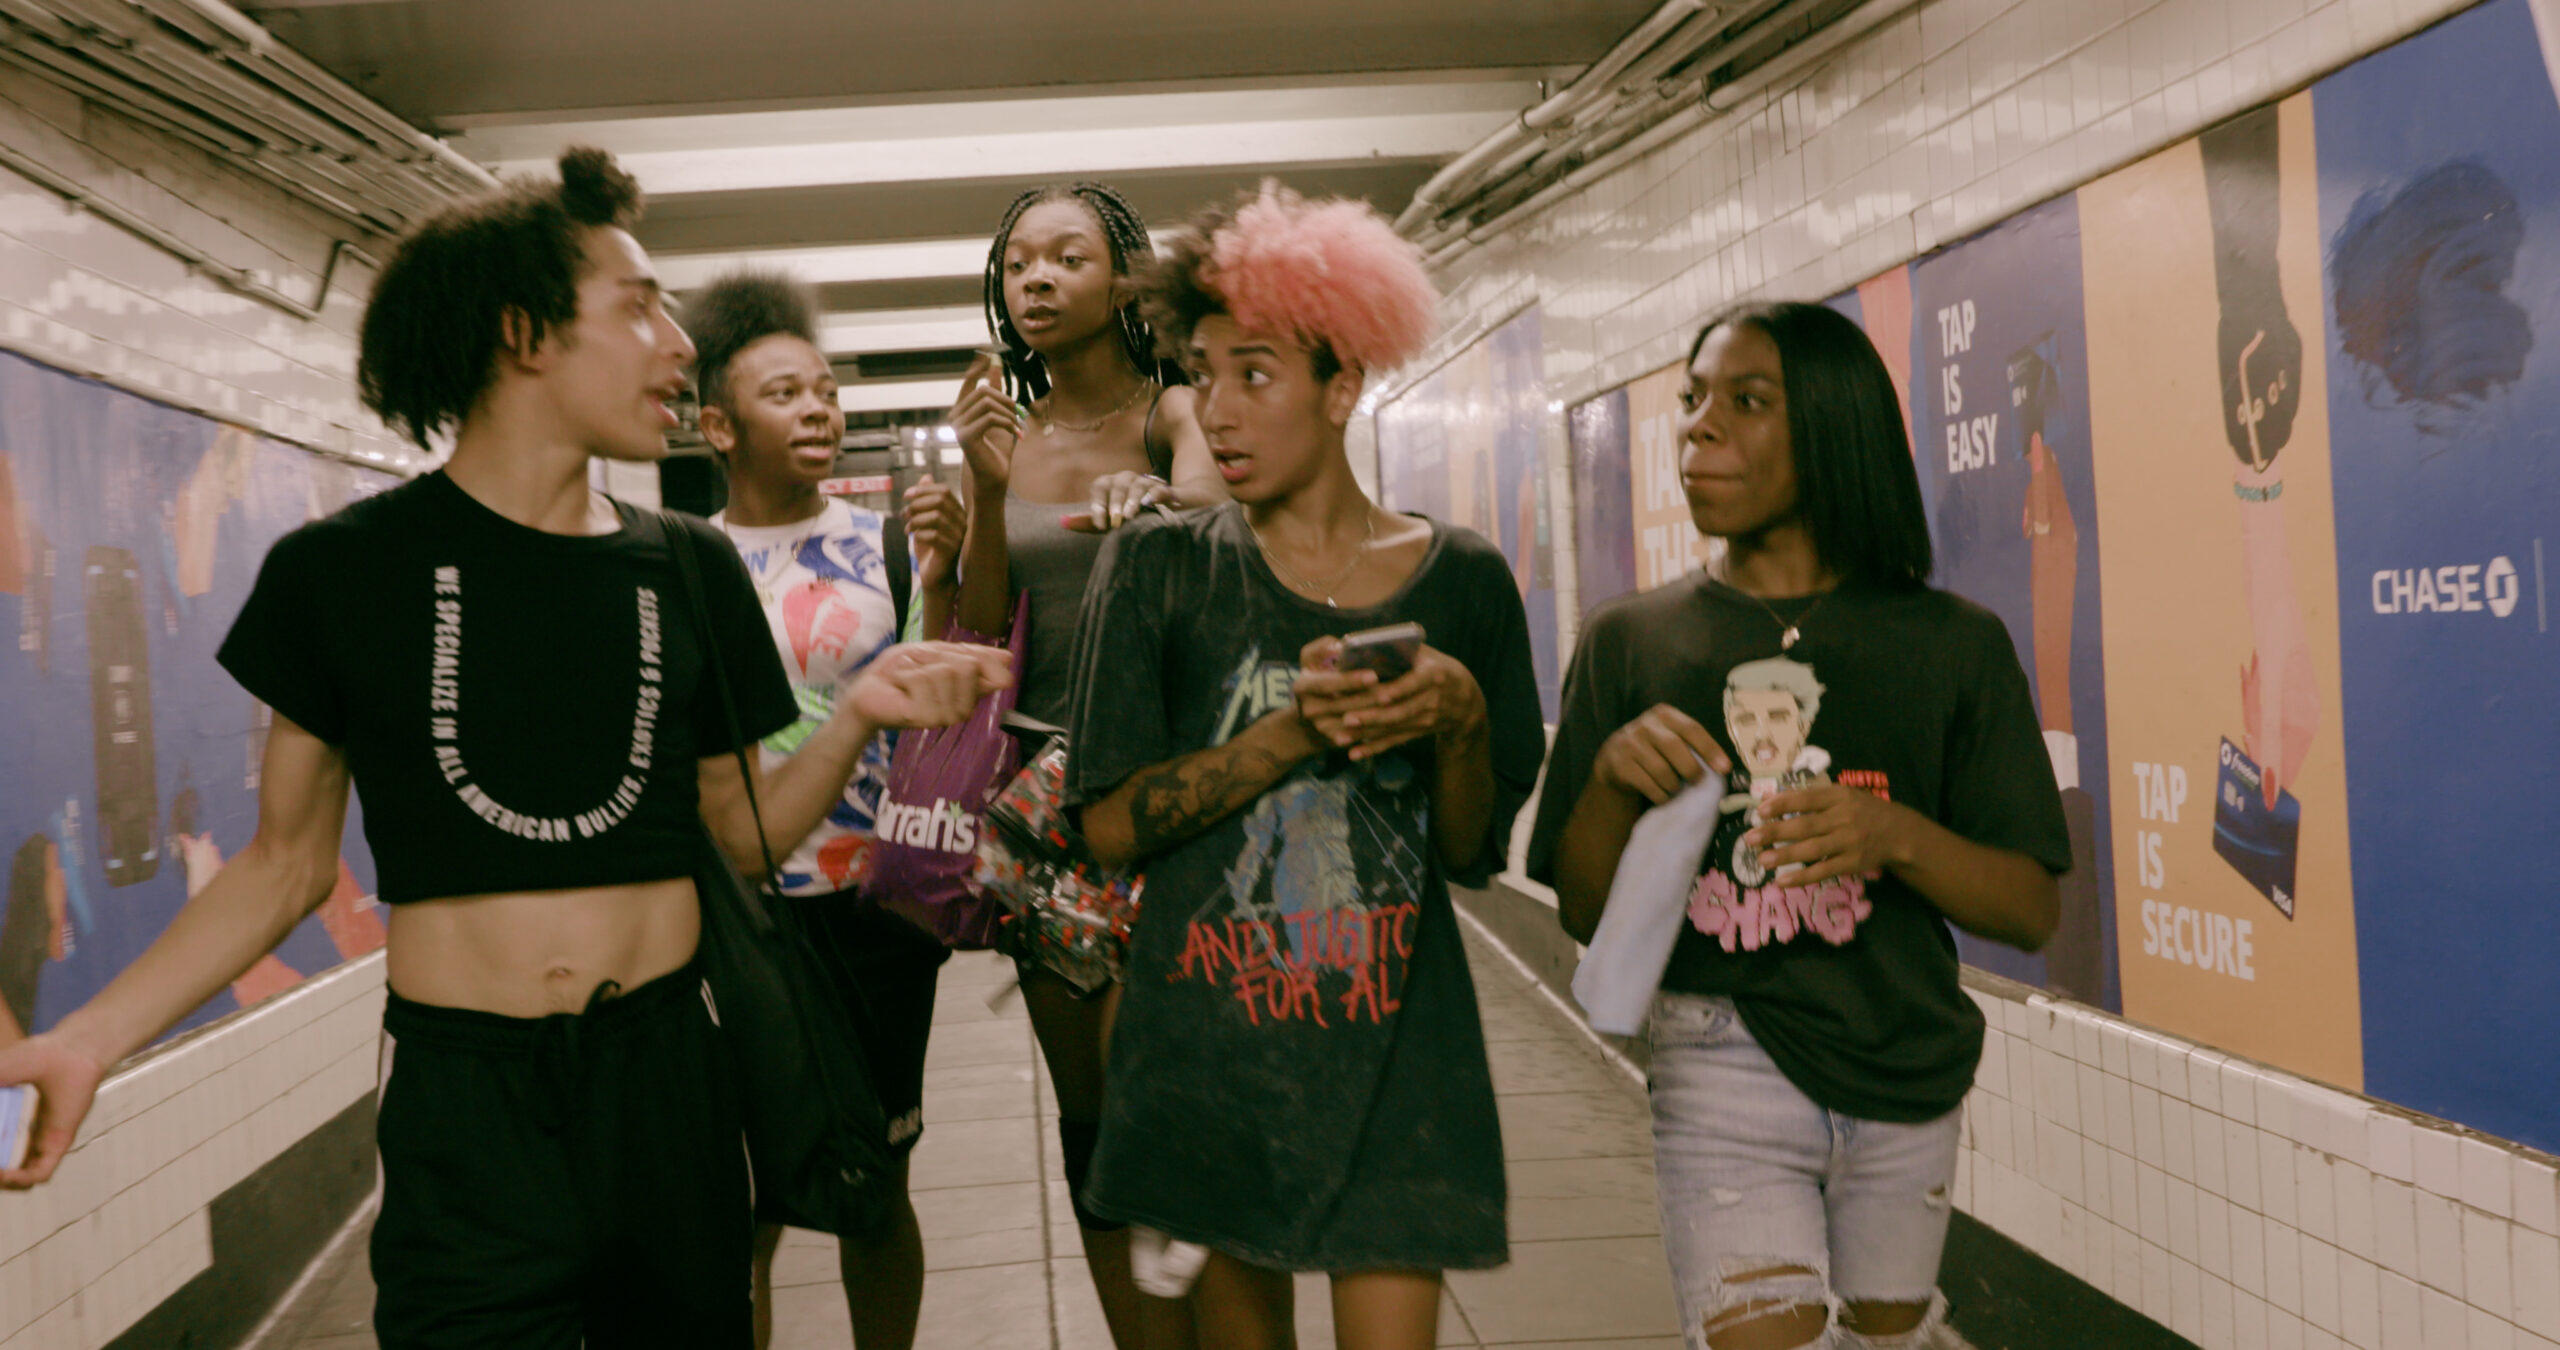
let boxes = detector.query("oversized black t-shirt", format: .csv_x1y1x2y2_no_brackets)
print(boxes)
1062,505,1546,1271
217,472,797,904
1526,574,2068,1123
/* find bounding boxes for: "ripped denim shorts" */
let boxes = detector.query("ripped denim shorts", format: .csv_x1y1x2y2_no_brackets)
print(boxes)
1647,994,1960,1349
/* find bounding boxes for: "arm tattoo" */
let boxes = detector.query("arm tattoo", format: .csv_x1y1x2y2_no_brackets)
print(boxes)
1126,742,1289,856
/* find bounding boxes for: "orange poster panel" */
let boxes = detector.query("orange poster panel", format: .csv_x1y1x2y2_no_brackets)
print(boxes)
2077,94,2363,1089
1626,363,1716,590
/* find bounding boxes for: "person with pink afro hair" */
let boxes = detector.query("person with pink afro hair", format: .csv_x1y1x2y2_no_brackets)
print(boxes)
1142,179,1437,385
1054,183,1548,1350
1201,181,1440,377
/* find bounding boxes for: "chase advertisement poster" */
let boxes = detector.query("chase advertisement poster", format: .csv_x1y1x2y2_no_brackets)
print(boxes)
1552,0,2560,1150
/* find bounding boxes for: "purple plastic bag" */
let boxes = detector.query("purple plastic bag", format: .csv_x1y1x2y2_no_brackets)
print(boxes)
870,599,1028,949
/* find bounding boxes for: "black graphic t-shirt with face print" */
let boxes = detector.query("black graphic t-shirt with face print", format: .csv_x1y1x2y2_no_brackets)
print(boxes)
218,472,797,904
1527,573,2070,1123
1062,505,1546,1271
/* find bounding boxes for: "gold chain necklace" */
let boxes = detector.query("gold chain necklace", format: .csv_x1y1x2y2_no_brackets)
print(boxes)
1248,508,1377,608
1737,587,1831,651
1031,377,1154,434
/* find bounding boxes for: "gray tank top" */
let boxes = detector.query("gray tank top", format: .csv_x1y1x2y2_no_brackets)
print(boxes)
1004,495,1109,727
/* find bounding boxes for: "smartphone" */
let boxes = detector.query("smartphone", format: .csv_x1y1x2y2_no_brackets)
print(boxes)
1,1084,35,1170
1337,622,1424,684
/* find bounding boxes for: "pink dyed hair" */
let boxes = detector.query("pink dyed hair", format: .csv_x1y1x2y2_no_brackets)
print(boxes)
1203,181,1438,374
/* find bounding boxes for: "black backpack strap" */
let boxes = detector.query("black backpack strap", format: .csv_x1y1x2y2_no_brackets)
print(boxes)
657,510,781,885
883,504,912,635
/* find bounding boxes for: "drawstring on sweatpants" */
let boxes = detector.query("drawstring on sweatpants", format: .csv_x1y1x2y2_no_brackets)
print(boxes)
531,979,624,1132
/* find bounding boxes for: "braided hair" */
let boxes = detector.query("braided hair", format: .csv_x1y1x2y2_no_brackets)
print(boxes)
981,183,1185,402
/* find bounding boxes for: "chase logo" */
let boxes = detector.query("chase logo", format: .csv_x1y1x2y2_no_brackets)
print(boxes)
2370,556,2522,618
875,794,978,855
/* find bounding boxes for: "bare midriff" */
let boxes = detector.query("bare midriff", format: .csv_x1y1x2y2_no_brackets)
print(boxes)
385,876,700,1017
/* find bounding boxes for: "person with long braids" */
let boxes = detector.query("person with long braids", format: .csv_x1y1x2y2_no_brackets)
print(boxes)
942,180,1222,1348
1063,183,1545,1350
0,149,1011,1347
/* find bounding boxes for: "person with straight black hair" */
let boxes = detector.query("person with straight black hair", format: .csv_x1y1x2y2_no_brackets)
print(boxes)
943,180,1224,1349
0,148,1011,1348
1527,301,2067,1350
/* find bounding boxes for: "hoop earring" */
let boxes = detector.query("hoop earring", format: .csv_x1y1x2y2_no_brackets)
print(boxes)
1119,309,1152,378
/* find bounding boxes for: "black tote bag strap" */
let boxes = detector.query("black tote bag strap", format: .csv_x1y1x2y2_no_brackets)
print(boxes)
655,510,782,889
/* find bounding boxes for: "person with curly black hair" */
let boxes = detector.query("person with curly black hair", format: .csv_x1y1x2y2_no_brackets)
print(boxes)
0,148,1011,1349
687,268,965,1350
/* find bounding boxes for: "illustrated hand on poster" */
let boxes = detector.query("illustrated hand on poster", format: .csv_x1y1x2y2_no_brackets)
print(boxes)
2201,109,2321,839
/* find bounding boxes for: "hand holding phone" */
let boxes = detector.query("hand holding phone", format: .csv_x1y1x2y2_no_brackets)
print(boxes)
1335,622,1424,685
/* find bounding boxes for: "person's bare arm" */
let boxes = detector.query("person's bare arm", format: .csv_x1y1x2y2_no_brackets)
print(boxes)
949,354,1020,636
1079,710,1328,872
1,715,350,1185
904,478,965,641
1151,387,1228,511
698,643,1011,879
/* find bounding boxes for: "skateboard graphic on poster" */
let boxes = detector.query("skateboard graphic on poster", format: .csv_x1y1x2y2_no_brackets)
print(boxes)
84,545,158,888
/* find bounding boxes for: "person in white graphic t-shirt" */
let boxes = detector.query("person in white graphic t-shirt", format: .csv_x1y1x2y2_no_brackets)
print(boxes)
691,270,966,1350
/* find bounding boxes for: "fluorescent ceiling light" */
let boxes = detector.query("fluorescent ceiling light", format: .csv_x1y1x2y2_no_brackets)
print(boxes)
500,109,1513,197
839,378,965,415
656,238,997,290
818,306,989,355
455,80,1535,160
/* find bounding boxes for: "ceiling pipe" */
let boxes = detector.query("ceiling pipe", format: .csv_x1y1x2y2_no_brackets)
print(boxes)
1396,0,1811,237
7,34,422,226
0,0,495,232
1394,0,1714,234
1707,0,1911,108
1522,0,1710,131
151,0,495,189
0,31,256,150
1424,0,1918,273
0,133,378,322
1478,0,1830,201
1569,0,1791,120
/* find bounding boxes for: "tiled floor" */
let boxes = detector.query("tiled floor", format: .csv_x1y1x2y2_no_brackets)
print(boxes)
274,918,1681,1349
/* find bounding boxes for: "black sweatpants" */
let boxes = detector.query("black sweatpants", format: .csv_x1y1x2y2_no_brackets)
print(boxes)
371,963,751,1349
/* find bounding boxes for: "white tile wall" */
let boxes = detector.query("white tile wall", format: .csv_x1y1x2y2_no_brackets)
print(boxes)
1960,978,2560,1348
0,67,420,475
0,954,386,1350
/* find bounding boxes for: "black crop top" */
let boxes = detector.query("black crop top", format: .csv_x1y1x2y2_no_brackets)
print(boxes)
217,472,797,904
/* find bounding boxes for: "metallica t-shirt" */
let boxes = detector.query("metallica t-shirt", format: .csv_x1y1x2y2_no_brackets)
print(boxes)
1526,574,2069,1123
218,472,797,905
1062,505,1546,1271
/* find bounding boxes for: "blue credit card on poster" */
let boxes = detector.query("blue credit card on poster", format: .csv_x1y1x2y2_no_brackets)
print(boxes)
0,1084,33,1170
2212,738,2300,919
